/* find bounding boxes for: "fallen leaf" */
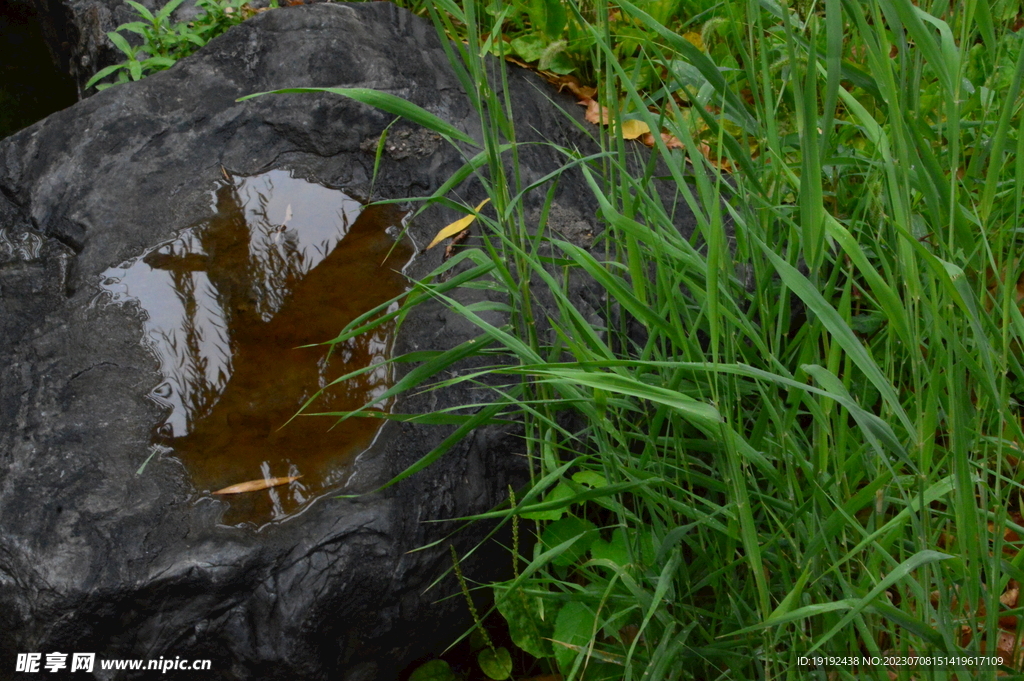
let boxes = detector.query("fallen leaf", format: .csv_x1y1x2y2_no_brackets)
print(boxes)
580,98,610,125
427,199,491,250
617,624,640,645
504,55,532,70
443,226,472,260
213,475,302,495
640,131,685,149
619,119,650,140
996,628,1020,666
698,141,735,172
546,74,596,100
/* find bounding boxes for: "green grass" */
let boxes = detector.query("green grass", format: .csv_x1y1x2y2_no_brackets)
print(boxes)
339,0,1024,678
87,0,1024,676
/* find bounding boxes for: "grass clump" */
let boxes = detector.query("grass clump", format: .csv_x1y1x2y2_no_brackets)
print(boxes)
85,0,268,90
342,0,1024,678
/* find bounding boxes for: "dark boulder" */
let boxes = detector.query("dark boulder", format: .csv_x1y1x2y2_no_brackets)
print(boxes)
0,3,607,679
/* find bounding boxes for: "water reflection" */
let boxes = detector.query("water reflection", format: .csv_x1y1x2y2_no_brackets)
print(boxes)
100,170,413,524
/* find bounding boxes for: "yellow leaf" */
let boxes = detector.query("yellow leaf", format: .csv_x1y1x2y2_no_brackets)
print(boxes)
212,475,302,495
619,119,650,140
427,199,491,249
683,31,704,51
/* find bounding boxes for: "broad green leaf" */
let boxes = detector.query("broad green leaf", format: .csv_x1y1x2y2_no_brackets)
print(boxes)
533,0,567,38
541,517,598,566
117,22,149,36
572,471,607,488
552,601,597,675
408,659,457,681
107,31,136,59
85,63,127,90
142,56,176,69
510,34,546,62
521,481,573,520
478,647,512,680
590,529,630,566
494,586,554,658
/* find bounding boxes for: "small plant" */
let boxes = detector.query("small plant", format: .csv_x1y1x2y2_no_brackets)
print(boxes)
85,0,264,90
452,545,514,680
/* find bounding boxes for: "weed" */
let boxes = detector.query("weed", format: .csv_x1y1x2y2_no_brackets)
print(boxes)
322,0,1024,676
85,0,265,90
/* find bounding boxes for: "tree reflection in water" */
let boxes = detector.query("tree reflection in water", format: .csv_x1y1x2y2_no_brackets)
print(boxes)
100,170,413,524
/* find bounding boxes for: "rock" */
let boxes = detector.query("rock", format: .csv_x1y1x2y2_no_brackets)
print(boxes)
0,3,616,679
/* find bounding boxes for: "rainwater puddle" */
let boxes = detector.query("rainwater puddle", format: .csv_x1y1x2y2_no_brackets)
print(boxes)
100,170,413,525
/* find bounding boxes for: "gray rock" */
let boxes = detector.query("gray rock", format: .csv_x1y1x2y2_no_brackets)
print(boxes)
0,3,614,678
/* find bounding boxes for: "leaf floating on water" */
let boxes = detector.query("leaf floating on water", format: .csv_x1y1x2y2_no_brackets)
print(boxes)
212,475,302,495
427,199,491,250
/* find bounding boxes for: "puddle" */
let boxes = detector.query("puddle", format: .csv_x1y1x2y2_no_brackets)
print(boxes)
100,170,413,525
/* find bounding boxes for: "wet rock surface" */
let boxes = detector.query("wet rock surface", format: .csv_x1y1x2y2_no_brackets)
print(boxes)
0,3,622,679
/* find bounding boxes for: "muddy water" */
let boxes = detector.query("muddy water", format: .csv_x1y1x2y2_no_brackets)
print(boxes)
100,170,413,525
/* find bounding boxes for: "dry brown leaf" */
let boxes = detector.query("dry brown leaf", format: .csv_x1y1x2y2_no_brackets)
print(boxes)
618,624,640,645
579,100,651,141
427,198,490,250
580,98,611,125
1001,581,1020,630
213,475,302,495
568,83,597,100
546,74,597,101
698,141,735,172
997,629,1020,666
640,131,685,149
443,226,472,261
504,55,532,70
